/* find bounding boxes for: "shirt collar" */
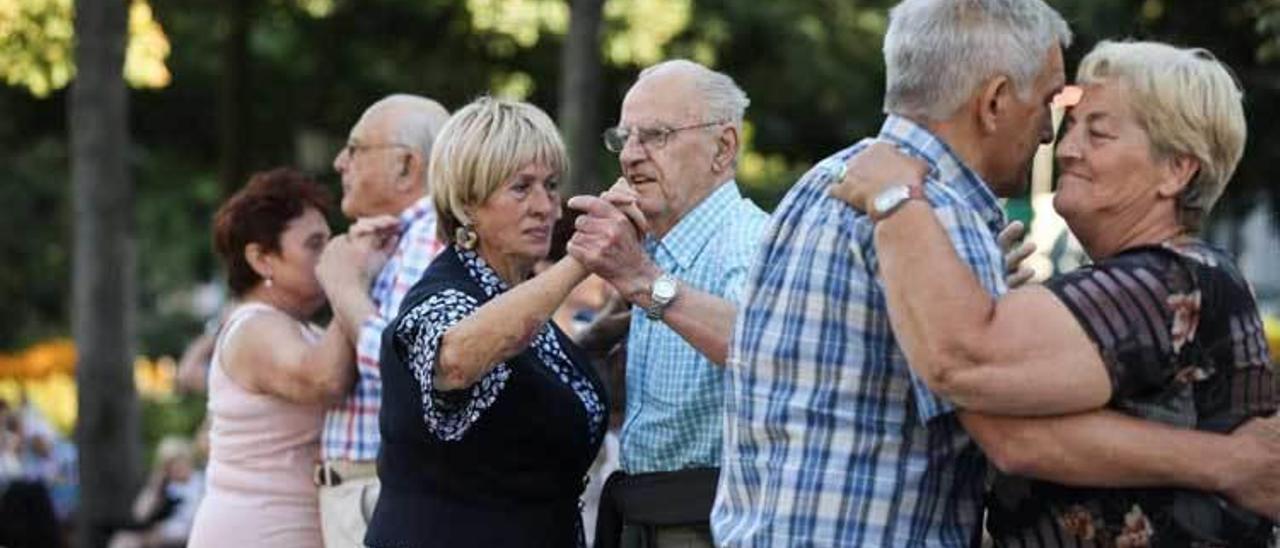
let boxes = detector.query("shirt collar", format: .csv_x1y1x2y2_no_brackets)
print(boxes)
399,194,436,228
877,115,1006,233
646,180,743,272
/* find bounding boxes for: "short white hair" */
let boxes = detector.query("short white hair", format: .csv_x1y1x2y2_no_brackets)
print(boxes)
884,0,1072,121
1077,41,1246,231
366,94,451,161
637,59,750,125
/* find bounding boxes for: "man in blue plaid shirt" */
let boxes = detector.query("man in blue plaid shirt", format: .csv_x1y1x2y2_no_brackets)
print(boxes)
713,1,1280,546
319,95,450,547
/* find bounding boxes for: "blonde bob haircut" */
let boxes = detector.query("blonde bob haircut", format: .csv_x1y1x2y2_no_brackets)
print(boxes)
430,96,569,243
1076,40,1246,231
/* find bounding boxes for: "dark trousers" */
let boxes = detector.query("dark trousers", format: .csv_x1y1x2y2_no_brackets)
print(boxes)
0,479,63,548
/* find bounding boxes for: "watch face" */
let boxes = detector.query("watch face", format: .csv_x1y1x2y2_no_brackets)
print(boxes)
872,185,909,215
653,277,678,300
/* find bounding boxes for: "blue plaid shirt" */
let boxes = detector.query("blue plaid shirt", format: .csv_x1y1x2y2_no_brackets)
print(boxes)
322,196,444,461
712,116,1007,546
621,181,768,474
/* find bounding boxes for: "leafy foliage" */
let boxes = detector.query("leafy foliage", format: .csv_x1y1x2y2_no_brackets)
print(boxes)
2,0,1280,352
0,0,170,96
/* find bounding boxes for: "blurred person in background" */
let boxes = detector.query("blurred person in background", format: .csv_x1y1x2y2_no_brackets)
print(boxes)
0,399,62,548
109,437,204,548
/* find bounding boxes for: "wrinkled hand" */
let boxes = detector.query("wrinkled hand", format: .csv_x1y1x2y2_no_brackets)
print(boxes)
828,141,929,212
601,177,649,235
1220,412,1280,520
349,215,402,253
566,194,659,302
317,218,400,291
998,221,1037,288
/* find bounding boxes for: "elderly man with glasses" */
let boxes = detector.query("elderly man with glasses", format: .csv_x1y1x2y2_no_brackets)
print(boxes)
320,94,450,548
566,59,768,548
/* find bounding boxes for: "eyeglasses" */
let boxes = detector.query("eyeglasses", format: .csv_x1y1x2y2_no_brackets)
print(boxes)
602,121,726,153
341,141,411,159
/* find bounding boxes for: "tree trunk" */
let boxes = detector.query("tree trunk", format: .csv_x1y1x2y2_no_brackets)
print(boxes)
70,0,142,546
218,0,251,196
558,0,605,196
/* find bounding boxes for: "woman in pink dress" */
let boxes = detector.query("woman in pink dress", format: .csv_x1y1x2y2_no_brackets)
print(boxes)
188,168,392,547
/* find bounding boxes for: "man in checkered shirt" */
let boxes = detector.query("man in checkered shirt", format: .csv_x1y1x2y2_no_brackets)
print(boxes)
319,94,450,547
713,1,1280,546
569,60,768,546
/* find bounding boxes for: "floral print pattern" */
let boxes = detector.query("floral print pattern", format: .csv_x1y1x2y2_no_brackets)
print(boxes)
395,246,606,445
1167,290,1201,354
988,240,1277,547
1056,505,1099,540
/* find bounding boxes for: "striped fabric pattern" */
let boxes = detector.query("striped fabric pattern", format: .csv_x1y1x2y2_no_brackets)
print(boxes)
987,240,1277,547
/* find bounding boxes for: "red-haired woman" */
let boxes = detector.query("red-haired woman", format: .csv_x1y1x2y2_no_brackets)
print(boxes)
188,168,388,548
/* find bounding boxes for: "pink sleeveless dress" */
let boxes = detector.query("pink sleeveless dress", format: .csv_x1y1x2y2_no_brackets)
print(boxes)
188,303,325,547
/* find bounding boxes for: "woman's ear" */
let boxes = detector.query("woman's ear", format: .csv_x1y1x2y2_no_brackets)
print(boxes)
1156,155,1200,199
244,242,273,280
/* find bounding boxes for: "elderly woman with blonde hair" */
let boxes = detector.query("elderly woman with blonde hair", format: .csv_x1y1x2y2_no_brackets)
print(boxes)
832,41,1277,546
365,97,613,548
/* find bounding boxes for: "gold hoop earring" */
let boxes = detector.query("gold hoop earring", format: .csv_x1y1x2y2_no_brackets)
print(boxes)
455,225,478,250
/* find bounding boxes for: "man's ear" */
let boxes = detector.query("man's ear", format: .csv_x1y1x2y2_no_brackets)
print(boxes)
1157,154,1201,199
244,242,273,279
395,151,423,191
712,124,740,173
976,75,1014,136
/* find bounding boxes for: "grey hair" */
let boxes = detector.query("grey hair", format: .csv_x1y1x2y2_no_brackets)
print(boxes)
367,94,451,161
637,59,750,125
883,0,1072,121
1076,41,1246,232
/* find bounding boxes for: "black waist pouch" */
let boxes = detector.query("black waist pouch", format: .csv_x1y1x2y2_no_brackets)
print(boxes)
593,467,719,548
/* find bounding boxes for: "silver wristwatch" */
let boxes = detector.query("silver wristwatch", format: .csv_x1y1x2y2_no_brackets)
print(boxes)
645,273,679,320
869,184,924,223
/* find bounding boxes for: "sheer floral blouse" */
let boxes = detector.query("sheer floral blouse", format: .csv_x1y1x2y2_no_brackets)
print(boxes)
987,238,1277,547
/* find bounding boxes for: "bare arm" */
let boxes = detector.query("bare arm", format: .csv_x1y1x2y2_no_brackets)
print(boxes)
318,216,400,345
830,143,1110,414
961,410,1280,518
876,203,1111,414
222,312,356,405
435,257,589,390
567,194,737,366
605,258,737,366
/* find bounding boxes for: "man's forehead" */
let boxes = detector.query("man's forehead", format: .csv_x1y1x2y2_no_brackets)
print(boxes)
621,73,699,122
349,109,391,140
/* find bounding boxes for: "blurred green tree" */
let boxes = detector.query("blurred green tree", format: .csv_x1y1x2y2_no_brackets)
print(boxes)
2,0,1279,358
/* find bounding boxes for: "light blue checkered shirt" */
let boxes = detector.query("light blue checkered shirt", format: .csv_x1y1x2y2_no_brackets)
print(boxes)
712,116,1008,546
621,181,768,474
